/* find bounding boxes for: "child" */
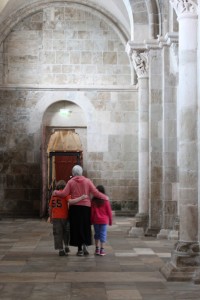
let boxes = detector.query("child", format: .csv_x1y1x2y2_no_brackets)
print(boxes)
49,179,86,256
91,185,112,256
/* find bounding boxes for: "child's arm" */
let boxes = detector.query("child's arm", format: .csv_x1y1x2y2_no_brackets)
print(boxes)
68,194,87,205
106,200,112,226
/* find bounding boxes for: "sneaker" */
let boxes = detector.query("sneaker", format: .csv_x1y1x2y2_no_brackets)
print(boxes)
95,247,100,255
76,250,84,256
65,246,70,253
83,244,89,255
59,250,66,256
100,248,106,256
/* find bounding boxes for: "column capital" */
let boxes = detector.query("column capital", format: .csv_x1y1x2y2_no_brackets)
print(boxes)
126,42,149,78
170,0,198,18
132,50,149,78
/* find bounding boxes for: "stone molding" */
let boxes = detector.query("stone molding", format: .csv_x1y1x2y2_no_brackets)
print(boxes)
158,32,179,47
127,32,179,53
0,85,137,91
159,32,179,67
126,33,179,78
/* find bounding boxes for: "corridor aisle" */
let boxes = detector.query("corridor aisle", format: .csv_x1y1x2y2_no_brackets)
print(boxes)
0,216,199,299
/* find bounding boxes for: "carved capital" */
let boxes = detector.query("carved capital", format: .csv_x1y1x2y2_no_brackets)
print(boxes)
170,0,197,18
126,42,149,78
131,50,149,78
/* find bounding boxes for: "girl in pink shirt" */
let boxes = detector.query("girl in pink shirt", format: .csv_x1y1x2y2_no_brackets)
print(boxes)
91,185,112,256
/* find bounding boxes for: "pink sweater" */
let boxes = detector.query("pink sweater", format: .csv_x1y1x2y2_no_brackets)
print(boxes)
54,176,108,207
91,200,112,225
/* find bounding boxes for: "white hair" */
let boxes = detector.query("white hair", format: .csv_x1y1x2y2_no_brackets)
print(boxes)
72,165,83,176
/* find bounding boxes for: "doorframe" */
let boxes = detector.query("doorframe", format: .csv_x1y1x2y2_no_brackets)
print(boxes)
41,126,86,217
48,151,82,188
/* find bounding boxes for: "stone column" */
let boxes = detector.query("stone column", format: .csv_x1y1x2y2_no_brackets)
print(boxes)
161,0,200,282
157,33,179,240
196,0,200,283
0,44,3,84
126,44,149,236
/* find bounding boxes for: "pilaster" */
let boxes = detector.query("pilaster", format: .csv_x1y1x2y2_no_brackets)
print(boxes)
161,0,200,282
157,33,179,240
126,43,149,236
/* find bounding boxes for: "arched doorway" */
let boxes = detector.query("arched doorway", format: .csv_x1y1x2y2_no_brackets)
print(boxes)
47,129,83,190
41,100,87,217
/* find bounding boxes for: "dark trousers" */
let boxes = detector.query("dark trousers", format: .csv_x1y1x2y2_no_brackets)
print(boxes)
69,205,92,247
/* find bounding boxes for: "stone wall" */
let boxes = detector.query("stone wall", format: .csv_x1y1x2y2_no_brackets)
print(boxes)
3,3,130,87
0,2,138,217
0,88,138,217
86,90,138,212
0,90,41,217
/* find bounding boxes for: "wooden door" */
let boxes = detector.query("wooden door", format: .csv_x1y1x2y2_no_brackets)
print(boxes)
55,155,78,183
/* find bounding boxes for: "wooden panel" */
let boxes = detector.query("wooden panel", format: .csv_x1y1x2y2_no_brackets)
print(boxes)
55,155,78,183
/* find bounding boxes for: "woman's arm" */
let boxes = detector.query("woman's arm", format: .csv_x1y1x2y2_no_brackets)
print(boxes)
88,180,108,201
68,194,87,205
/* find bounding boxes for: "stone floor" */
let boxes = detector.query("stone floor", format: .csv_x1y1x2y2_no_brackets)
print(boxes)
0,216,200,300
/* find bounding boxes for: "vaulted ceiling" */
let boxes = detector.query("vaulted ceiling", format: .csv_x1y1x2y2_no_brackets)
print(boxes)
0,0,161,44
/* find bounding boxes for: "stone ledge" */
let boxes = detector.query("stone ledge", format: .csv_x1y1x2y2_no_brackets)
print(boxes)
114,210,136,217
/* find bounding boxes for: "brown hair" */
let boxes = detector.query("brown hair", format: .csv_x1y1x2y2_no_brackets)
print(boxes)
92,185,105,207
55,180,66,190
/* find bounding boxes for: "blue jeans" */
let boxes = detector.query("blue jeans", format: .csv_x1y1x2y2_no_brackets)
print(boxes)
93,224,107,243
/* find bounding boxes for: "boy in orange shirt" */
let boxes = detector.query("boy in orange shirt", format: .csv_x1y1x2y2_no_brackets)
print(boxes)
49,180,86,256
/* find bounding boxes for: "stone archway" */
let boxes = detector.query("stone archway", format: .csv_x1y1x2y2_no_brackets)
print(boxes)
41,100,87,217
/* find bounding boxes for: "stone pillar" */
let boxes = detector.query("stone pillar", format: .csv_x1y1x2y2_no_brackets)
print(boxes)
146,43,163,237
161,0,200,282
195,0,200,284
126,44,149,236
0,44,3,84
157,33,179,240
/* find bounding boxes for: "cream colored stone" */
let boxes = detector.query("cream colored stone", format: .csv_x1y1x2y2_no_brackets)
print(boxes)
56,51,70,64
70,51,80,64
179,205,198,242
117,52,129,64
81,52,92,64
103,52,117,64
53,39,65,50
52,30,65,39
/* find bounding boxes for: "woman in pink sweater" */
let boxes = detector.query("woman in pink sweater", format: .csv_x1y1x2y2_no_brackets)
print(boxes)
91,185,112,256
53,165,108,256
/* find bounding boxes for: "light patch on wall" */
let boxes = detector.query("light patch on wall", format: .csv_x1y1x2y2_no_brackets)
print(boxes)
59,109,72,117
43,101,87,127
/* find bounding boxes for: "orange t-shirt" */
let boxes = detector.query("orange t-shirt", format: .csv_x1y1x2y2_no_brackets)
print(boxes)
49,194,71,219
